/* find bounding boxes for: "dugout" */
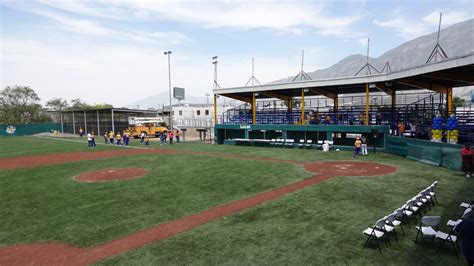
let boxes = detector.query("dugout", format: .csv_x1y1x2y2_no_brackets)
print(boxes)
216,124,388,150
58,108,157,136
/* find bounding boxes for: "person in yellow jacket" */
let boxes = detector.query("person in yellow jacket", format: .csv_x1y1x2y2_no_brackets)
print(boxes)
116,132,122,145
108,131,115,144
354,136,362,158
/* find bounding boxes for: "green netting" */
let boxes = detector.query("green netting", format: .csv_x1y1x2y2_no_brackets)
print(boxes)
441,148,462,171
407,144,442,166
0,123,61,136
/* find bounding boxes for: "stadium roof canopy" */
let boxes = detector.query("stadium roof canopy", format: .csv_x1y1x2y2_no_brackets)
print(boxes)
213,53,474,101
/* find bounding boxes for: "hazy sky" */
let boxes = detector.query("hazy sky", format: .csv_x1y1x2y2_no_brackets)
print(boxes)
1,0,473,107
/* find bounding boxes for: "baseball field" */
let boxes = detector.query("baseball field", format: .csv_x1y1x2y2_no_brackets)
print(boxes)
0,136,471,265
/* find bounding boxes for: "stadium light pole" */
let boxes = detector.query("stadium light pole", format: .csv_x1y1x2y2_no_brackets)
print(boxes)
164,51,172,128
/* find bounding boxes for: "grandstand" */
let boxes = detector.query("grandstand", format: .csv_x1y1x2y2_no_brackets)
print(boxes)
212,53,474,158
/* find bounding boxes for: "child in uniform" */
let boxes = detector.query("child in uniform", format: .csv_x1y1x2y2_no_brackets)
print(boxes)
109,131,115,144
144,136,150,145
354,136,362,158
116,132,122,145
103,132,108,144
79,127,84,137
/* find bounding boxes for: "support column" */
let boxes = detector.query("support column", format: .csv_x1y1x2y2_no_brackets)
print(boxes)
72,111,76,135
252,92,256,125
447,87,453,115
111,109,115,133
365,83,369,126
60,111,64,133
301,89,305,125
334,93,339,113
288,97,292,113
214,94,217,125
96,111,100,136
83,111,87,133
391,90,396,118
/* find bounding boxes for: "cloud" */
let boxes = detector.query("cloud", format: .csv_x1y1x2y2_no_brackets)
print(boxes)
3,2,191,45
1,37,314,106
31,0,362,37
374,9,473,39
373,17,429,39
422,10,473,26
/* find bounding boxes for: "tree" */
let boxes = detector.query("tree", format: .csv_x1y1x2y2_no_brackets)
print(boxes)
70,98,87,109
0,86,51,124
67,98,113,110
46,98,68,111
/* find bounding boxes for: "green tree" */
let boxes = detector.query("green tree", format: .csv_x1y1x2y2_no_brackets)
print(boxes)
46,98,68,111
0,86,51,124
69,98,87,109
67,98,113,110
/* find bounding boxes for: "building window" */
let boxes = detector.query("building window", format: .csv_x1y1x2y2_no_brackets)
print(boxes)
205,110,209,115
179,110,183,116
197,110,201,115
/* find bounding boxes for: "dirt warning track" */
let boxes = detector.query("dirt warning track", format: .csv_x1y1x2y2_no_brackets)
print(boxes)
0,158,396,265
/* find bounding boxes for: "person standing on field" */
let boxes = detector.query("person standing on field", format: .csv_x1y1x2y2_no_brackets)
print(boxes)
176,130,180,143
91,132,96,148
354,136,362,158
109,131,115,144
87,132,92,148
103,132,108,144
116,132,122,145
79,127,84,137
361,135,368,156
461,144,473,178
168,129,174,145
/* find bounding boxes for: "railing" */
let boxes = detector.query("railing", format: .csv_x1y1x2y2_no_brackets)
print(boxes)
174,119,213,128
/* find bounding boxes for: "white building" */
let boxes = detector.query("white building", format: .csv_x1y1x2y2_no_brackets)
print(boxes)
159,103,234,128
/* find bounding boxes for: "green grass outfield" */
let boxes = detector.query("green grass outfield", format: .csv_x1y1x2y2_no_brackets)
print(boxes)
0,136,472,265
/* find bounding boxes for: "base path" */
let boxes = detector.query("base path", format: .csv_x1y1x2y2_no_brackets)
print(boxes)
0,160,396,265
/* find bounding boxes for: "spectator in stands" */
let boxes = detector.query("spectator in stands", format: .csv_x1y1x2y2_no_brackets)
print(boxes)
461,144,473,178
409,122,417,138
323,114,331,125
354,136,362,157
349,115,354,125
454,218,474,266
398,121,405,137
359,113,365,125
314,113,320,125
376,109,382,125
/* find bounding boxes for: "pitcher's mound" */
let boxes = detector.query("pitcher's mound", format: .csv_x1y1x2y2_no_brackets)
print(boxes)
74,168,149,183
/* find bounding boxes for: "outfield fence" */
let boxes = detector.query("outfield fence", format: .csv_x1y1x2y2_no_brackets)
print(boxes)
0,123,61,136
386,136,462,171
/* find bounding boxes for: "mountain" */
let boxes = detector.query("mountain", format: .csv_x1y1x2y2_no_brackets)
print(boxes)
271,19,474,83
